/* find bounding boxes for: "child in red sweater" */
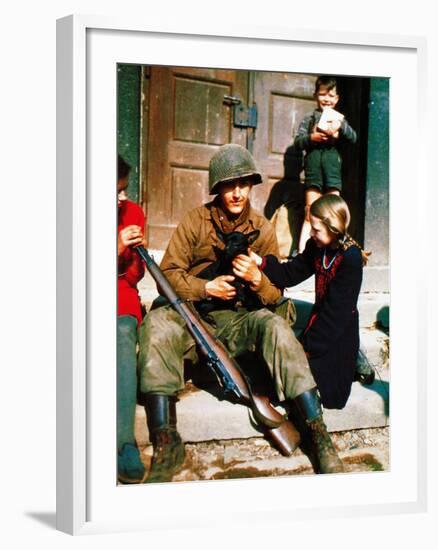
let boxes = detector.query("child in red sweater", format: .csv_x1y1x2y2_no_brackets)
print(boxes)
117,155,146,483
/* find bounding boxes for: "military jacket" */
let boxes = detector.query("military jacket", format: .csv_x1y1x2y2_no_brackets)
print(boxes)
160,201,282,306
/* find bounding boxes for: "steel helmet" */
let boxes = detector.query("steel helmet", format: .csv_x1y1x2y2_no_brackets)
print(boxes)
208,144,263,195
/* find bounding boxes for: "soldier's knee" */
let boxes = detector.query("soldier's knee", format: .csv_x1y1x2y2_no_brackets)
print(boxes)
141,306,177,336
258,310,291,336
138,310,170,359
252,308,277,326
272,317,294,339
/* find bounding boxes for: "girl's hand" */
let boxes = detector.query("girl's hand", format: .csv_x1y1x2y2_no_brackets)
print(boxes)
248,249,263,266
232,253,262,290
118,225,144,255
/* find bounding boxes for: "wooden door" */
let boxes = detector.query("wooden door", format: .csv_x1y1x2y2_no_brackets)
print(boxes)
251,72,316,250
142,68,367,251
144,66,249,249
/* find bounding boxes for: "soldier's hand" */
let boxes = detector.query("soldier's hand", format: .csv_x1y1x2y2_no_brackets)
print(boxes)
205,275,236,300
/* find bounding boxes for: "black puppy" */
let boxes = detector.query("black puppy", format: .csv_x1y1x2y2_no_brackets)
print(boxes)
196,229,262,315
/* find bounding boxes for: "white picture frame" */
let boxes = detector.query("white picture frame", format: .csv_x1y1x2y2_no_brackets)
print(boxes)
56,15,428,535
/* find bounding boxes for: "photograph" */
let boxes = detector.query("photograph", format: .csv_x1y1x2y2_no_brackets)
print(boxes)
1,0,433,545
116,64,390,485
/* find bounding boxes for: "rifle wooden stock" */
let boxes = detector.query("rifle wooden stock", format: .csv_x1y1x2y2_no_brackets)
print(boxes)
135,245,300,455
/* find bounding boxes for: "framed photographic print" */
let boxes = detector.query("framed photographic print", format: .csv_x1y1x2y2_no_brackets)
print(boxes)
57,15,427,535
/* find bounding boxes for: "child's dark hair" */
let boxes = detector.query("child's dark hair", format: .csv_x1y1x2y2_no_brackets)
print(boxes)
118,155,131,180
314,75,338,94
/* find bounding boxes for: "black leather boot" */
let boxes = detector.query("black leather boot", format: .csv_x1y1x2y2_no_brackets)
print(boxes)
143,394,185,483
294,389,344,474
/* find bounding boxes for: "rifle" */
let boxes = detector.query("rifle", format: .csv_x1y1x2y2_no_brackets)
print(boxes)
135,245,300,456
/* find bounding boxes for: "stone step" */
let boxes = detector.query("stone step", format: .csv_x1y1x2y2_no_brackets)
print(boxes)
135,327,389,446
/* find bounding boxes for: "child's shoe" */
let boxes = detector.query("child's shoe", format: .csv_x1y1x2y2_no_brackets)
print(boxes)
118,443,146,484
354,349,375,385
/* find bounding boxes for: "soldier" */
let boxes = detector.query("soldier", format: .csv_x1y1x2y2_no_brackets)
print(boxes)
137,144,343,483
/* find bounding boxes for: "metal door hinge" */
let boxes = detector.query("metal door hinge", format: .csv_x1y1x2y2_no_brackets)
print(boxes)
223,95,258,129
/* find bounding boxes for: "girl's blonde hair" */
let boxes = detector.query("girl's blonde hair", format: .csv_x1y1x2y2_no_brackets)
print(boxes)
310,194,370,265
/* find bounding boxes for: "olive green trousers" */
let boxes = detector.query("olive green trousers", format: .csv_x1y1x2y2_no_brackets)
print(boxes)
138,303,316,402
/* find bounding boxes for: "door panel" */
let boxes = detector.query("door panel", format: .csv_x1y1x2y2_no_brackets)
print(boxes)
170,167,209,223
174,77,231,145
251,72,316,216
145,66,248,249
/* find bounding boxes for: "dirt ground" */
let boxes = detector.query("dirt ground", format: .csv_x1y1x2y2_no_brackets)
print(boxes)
138,426,389,483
